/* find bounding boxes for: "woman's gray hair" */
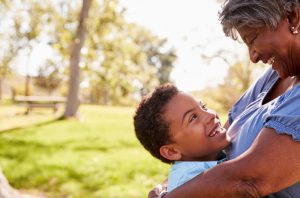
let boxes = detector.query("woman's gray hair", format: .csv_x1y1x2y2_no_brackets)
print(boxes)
219,0,300,39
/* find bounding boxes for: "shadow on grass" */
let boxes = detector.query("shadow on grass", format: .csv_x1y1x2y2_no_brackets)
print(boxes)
0,116,64,134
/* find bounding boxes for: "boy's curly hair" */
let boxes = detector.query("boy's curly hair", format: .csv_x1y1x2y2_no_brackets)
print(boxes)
133,84,179,164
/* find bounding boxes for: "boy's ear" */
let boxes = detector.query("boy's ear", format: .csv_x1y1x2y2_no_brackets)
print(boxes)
160,144,182,161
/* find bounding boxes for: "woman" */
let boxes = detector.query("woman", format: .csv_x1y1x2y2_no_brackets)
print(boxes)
153,0,300,197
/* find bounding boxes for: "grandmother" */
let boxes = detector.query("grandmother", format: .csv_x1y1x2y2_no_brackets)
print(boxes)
153,0,300,197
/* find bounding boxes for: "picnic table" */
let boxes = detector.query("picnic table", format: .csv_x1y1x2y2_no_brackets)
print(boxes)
14,96,66,114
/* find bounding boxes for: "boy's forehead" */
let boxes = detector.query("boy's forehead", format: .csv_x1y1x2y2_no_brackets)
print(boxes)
168,92,195,106
176,92,199,104
164,93,197,121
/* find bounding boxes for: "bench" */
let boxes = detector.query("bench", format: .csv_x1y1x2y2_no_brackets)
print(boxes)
14,96,66,114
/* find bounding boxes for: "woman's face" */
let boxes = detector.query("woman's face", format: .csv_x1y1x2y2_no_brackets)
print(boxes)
237,18,300,78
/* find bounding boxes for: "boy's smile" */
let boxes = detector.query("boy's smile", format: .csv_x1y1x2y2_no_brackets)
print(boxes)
208,122,226,137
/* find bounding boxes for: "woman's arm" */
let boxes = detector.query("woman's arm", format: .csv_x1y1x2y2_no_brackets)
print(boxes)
164,128,300,198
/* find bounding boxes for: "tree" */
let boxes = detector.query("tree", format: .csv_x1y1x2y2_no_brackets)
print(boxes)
0,170,23,198
63,0,92,118
0,169,42,198
34,60,63,95
193,59,264,114
191,41,265,114
0,0,54,97
146,40,177,84
0,47,16,100
1,0,176,106
13,2,46,96
133,30,177,86
81,0,177,104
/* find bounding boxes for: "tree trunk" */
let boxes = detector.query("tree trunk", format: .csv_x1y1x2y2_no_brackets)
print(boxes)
63,0,92,118
0,78,2,101
0,170,42,198
0,170,20,198
25,73,31,96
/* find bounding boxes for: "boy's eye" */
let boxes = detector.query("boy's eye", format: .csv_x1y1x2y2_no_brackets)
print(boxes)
189,114,198,123
201,103,208,110
199,101,208,110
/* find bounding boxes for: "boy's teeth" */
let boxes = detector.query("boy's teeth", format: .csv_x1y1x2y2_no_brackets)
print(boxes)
209,130,216,137
209,129,219,137
209,124,225,137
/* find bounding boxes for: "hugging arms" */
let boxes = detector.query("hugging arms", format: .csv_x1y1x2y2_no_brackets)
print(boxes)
150,0,300,197
151,67,300,198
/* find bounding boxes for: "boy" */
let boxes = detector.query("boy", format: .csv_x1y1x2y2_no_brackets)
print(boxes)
133,84,229,192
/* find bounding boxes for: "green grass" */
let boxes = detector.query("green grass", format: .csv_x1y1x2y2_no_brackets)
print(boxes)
0,105,169,198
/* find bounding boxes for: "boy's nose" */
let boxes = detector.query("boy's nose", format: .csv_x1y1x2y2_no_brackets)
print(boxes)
204,110,217,124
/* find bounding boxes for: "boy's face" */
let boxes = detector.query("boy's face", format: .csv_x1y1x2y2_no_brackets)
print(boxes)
164,92,229,161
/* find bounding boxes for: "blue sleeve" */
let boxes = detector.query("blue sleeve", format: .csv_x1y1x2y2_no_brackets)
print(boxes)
228,68,278,124
264,86,300,141
168,161,218,192
176,161,217,188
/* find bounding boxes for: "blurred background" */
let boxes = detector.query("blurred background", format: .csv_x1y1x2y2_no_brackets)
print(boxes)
0,0,265,197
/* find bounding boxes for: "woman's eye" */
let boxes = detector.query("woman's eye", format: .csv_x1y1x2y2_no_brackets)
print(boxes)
249,35,257,44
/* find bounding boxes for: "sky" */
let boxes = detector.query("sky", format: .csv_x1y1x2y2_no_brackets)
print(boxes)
12,1,248,92
120,0,248,91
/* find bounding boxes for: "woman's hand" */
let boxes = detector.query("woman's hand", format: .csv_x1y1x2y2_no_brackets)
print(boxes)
148,180,168,198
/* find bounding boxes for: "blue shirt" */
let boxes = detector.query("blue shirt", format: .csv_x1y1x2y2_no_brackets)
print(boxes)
228,68,300,197
167,161,218,192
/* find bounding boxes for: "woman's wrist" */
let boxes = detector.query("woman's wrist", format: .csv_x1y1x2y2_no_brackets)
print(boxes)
159,191,168,198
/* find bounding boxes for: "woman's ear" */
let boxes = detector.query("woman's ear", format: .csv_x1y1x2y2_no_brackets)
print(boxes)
288,9,300,33
159,144,182,161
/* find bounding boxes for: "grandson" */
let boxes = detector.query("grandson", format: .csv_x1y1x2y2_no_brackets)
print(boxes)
133,83,230,192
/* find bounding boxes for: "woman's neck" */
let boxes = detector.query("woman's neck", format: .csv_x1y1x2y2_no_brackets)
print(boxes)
263,77,294,104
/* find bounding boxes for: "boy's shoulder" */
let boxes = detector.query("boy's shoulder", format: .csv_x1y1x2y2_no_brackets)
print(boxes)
167,161,218,192
170,161,218,173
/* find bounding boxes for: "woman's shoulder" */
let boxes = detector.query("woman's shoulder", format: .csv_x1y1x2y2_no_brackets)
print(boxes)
229,68,278,123
273,81,300,108
264,83,300,141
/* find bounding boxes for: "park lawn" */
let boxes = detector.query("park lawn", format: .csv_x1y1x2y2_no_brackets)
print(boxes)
0,104,62,132
0,105,169,198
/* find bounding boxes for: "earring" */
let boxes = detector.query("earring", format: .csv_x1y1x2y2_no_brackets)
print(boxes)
291,26,299,34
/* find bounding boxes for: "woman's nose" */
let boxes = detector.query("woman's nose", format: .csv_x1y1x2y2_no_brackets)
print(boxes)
249,47,259,63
